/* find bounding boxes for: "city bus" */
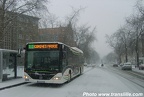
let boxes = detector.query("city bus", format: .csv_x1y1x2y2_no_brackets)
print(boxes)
24,42,84,84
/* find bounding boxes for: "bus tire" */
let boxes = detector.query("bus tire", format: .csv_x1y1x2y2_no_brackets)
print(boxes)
80,67,82,75
68,71,71,82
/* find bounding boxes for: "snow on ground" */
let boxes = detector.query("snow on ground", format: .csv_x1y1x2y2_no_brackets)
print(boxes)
0,78,24,88
0,66,24,87
0,66,144,97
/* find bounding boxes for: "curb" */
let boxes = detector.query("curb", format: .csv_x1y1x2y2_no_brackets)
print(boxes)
0,82,28,91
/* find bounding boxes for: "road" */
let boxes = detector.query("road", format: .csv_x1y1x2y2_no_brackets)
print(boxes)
0,65,144,97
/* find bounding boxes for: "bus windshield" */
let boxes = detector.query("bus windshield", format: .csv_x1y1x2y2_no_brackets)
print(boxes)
26,51,59,71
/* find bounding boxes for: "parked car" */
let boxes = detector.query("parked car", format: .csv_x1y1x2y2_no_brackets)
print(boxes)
113,64,118,67
121,62,132,70
139,64,144,70
119,63,123,67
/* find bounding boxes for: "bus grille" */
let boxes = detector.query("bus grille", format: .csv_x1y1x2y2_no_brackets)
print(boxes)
29,74,54,80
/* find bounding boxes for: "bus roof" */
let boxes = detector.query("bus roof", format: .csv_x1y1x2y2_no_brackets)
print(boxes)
70,47,83,54
26,42,64,45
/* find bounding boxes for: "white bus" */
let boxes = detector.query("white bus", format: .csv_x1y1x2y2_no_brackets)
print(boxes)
24,42,84,84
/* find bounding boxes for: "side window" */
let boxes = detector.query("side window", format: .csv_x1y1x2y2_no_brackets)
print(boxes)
62,51,67,67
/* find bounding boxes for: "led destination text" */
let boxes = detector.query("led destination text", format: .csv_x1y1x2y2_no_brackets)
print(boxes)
28,44,58,49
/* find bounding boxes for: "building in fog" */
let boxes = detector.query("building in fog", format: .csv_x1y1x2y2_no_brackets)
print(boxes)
39,23,76,47
0,10,39,50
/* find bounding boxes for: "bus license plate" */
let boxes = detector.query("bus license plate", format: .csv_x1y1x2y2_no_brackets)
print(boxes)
37,81,45,83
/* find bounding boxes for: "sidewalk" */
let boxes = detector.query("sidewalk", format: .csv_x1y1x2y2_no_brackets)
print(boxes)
132,67,144,74
0,78,25,90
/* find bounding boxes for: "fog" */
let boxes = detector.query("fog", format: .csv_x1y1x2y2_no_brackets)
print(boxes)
49,0,137,58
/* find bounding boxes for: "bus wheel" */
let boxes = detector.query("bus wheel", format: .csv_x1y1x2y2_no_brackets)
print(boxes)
68,71,71,82
80,67,82,75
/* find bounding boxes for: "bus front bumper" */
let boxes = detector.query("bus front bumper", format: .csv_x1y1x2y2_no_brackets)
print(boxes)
24,73,67,84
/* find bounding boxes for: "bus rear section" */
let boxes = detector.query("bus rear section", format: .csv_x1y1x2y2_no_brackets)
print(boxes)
24,42,84,84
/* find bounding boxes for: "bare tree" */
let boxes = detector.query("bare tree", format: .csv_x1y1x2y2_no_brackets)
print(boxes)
103,52,117,64
106,26,132,63
74,24,90,46
64,7,98,63
75,24,97,63
126,15,144,66
39,12,60,28
65,6,85,25
117,27,133,62
106,33,124,64
0,0,49,48
106,0,144,65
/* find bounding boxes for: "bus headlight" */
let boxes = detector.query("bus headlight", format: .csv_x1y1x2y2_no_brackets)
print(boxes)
52,77,61,80
24,75,29,79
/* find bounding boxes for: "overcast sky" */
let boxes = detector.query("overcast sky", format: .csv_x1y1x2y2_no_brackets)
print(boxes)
48,0,137,58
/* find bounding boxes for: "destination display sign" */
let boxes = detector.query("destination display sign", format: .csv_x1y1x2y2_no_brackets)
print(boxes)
28,44,58,49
